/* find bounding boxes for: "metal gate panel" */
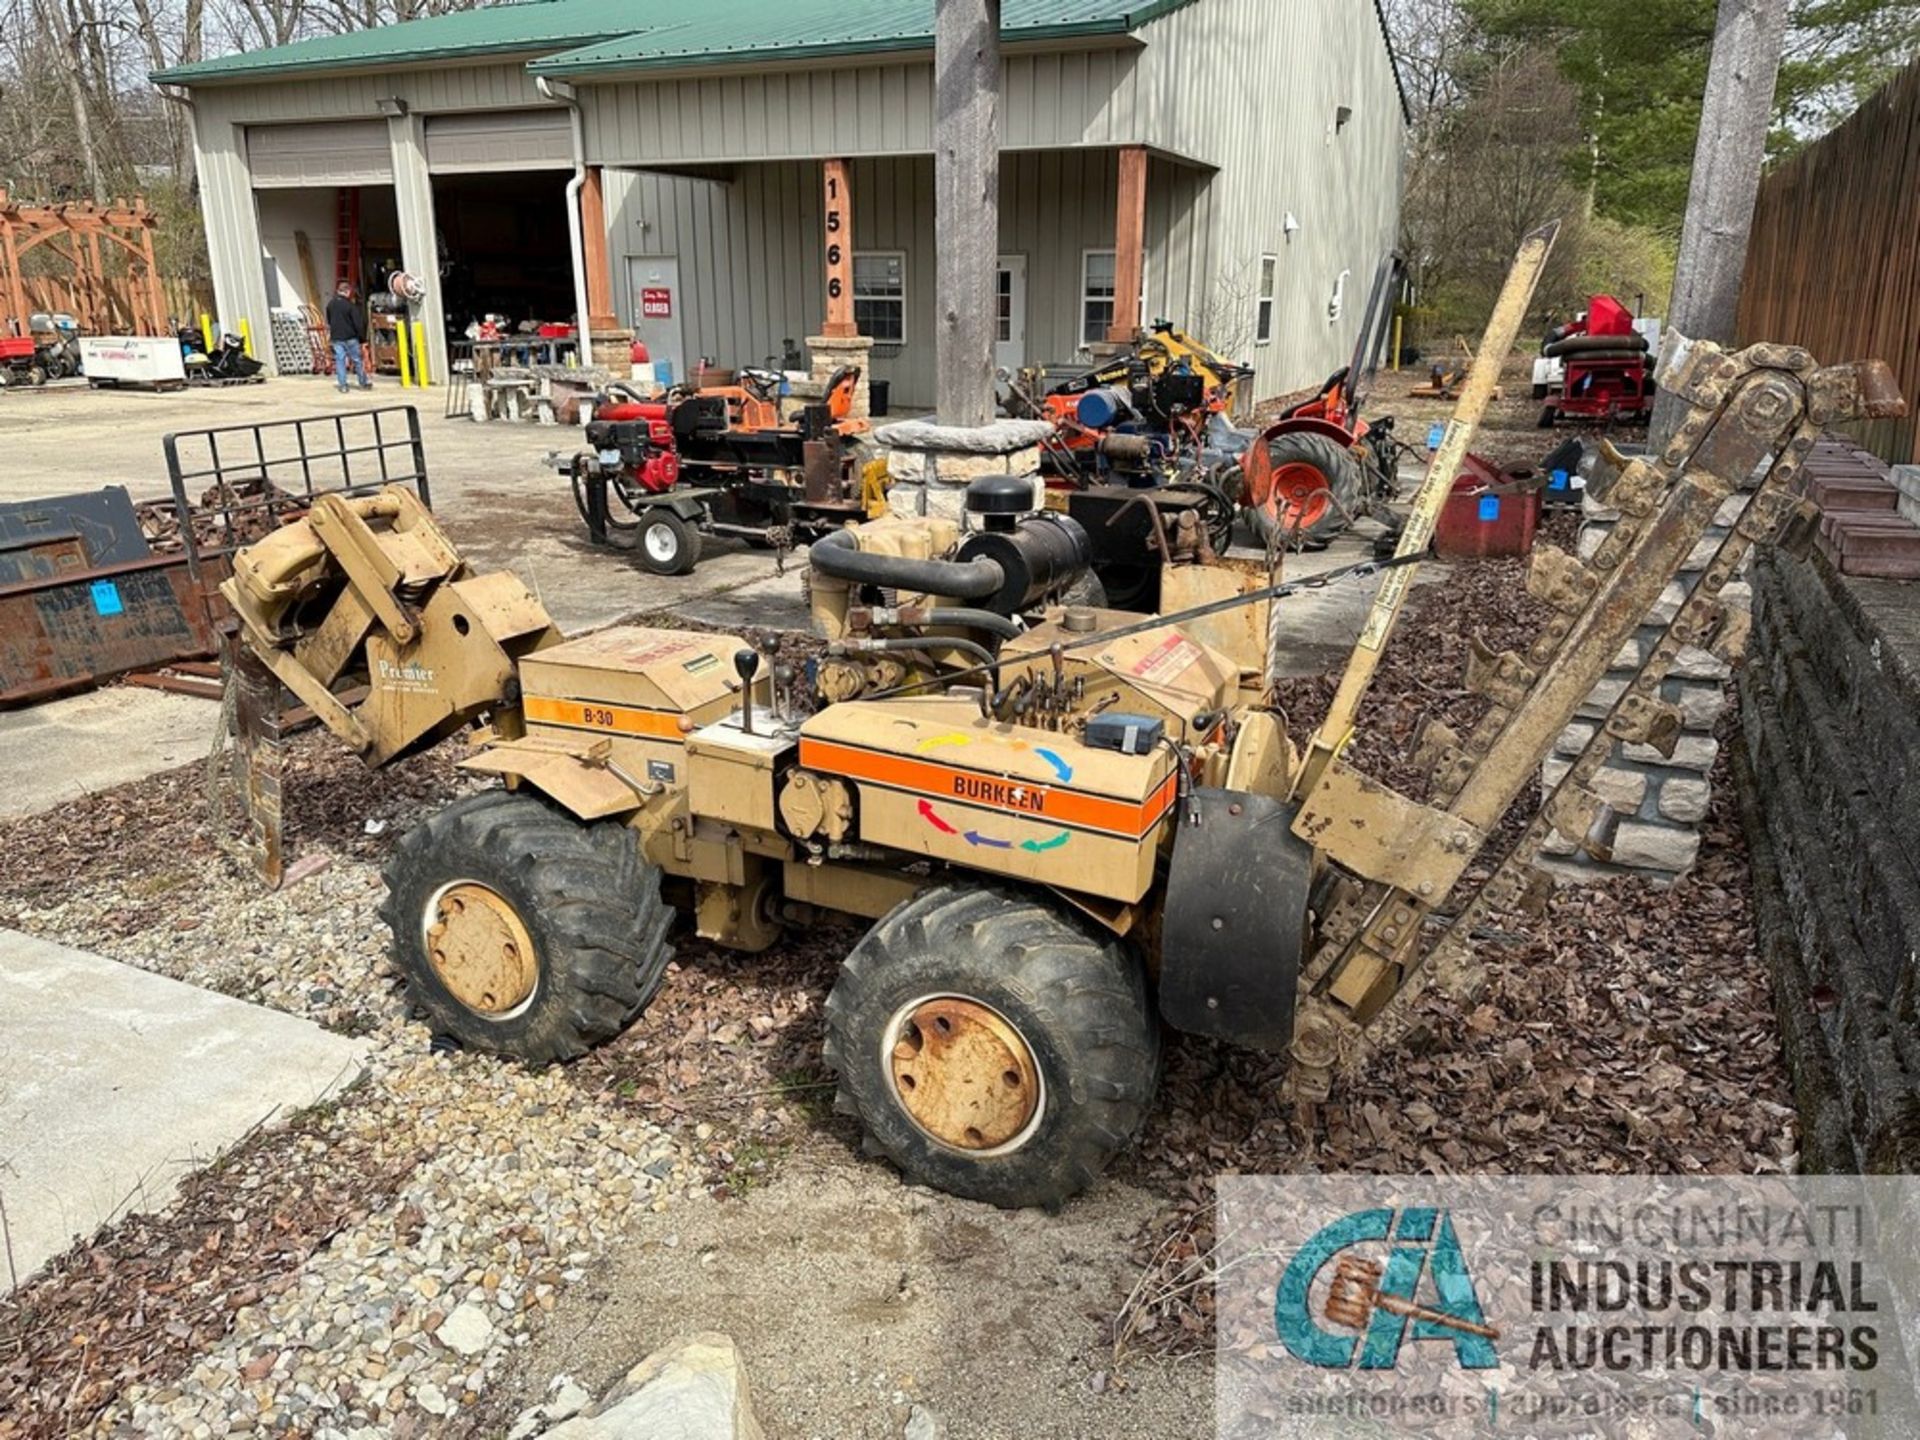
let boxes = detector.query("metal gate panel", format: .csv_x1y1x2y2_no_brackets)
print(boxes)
424,110,572,174
248,121,394,188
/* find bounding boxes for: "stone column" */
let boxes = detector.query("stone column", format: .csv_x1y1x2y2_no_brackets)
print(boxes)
878,418,1054,522
807,158,872,416
1539,483,1753,880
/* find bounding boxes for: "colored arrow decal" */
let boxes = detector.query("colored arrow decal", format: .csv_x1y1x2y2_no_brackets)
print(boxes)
963,830,1013,849
1032,748,1073,783
917,799,957,834
1020,831,1072,853
915,733,973,753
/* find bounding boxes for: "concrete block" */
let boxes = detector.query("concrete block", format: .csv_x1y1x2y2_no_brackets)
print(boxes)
1611,821,1701,873
544,1333,763,1440
1671,644,1732,681
1713,493,1751,528
887,449,928,482
1657,776,1713,823
0,931,371,1286
1648,579,1690,626
1622,732,1718,771
1575,675,1630,720
1542,757,1648,812
1671,680,1728,730
1555,721,1598,758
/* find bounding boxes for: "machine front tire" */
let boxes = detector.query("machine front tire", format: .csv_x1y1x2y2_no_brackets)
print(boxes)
1246,431,1361,550
381,790,673,1063
823,884,1160,1210
636,509,702,576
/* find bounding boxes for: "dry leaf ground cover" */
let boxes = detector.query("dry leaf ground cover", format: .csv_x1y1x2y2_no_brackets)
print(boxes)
0,517,1792,1426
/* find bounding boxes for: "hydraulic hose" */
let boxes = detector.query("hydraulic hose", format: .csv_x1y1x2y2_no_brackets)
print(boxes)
924,607,1022,639
810,528,1003,600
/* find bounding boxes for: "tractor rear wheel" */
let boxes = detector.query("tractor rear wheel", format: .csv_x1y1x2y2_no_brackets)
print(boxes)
381,790,672,1063
824,884,1160,1209
1246,431,1361,550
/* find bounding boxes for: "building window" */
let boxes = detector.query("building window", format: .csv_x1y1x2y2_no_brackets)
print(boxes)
1082,250,1116,345
853,251,905,343
1256,254,1277,345
996,268,1013,343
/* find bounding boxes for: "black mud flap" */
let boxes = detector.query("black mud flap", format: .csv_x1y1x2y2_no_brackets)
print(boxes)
1158,787,1312,1053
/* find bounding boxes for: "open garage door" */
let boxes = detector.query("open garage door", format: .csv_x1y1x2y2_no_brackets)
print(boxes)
248,121,393,188
424,111,572,174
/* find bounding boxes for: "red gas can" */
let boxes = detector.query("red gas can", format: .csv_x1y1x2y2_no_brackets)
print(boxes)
1432,453,1541,559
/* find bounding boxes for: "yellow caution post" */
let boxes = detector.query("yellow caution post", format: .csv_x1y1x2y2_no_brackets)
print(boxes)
238,318,254,358
198,313,213,353
413,320,431,387
396,319,414,388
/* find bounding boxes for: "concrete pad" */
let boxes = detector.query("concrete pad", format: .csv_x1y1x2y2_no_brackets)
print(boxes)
0,930,372,1288
0,686,219,820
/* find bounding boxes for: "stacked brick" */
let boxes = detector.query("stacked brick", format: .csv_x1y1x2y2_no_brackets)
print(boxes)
1811,442,1920,579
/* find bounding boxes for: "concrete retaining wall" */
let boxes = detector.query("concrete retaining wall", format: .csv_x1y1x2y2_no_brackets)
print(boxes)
1738,547,1920,1171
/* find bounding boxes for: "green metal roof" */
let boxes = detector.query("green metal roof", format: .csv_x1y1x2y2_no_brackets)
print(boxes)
153,0,1194,87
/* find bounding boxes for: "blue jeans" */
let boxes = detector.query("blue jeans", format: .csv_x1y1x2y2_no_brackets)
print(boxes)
332,339,371,389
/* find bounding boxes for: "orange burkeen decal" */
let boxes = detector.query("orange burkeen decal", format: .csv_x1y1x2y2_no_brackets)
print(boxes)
799,737,1177,839
523,695,686,741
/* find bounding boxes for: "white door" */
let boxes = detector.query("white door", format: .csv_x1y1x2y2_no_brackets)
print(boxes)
995,255,1027,373
627,256,685,385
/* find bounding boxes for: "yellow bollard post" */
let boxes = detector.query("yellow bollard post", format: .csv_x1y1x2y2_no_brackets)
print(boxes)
198,313,213,353
396,319,414,388
412,320,431,387
238,318,254,359
1390,314,1403,373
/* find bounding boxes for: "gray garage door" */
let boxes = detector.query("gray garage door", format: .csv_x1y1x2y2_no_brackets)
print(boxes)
248,120,394,188
424,111,572,174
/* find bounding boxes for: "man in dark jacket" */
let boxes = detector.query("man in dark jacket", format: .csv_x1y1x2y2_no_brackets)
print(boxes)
326,281,372,392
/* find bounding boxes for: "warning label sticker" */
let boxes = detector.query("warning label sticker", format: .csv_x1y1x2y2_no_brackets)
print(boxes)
1129,634,1204,685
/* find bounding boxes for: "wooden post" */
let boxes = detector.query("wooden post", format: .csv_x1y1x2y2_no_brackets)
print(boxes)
933,0,1001,428
1651,0,1788,444
821,158,856,338
579,166,617,331
140,222,166,334
0,205,25,334
1107,144,1147,342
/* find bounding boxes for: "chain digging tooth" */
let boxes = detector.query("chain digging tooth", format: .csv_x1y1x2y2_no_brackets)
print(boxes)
1463,637,1537,709
1525,542,1600,613
1542,783,1615,861
1603,691,1685,759
1707,608,1753,668
1772,496,1823,559
1516,867,1557,919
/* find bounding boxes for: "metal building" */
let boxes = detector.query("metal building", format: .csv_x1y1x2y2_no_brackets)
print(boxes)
156,0,1406,409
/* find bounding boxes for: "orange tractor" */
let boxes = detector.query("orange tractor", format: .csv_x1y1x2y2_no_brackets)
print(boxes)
1241,255,1407,551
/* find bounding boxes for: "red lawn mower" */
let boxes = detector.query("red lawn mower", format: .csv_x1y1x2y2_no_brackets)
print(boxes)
1537,294,1653,428
1241,253,1408,551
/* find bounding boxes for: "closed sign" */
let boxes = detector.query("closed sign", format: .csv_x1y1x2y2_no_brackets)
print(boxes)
640,287,673,319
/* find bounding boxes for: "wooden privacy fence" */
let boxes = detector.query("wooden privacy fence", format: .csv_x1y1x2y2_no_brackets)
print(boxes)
1740,58,1920,465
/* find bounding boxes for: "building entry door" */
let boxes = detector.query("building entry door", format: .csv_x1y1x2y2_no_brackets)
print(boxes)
995,255,1027,373
627,256,685,385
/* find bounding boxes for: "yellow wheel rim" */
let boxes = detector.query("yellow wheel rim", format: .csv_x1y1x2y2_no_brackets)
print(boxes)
423,881,539,1018
886,995,1043,1153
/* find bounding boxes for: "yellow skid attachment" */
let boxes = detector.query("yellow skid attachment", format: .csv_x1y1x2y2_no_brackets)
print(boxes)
797,696,1178,904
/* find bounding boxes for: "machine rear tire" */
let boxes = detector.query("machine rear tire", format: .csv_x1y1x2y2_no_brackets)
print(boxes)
1246,431,1361,549
823,884,1160,1210
636,509,702,576
381,790,673,1063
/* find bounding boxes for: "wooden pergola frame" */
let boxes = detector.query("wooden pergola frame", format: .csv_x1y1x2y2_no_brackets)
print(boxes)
0,187,168,337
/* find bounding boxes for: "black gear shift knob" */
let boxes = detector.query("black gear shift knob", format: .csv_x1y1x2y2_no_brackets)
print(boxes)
734,648,760,734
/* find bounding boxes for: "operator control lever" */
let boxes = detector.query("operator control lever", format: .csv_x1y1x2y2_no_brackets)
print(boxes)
734,648,761,735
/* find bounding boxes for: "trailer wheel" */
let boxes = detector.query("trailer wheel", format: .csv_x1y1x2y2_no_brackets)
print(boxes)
381,790,672,1063
824,884,1160,1210
635,508,701,576
1245,431,1360,549
26,364,46,387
